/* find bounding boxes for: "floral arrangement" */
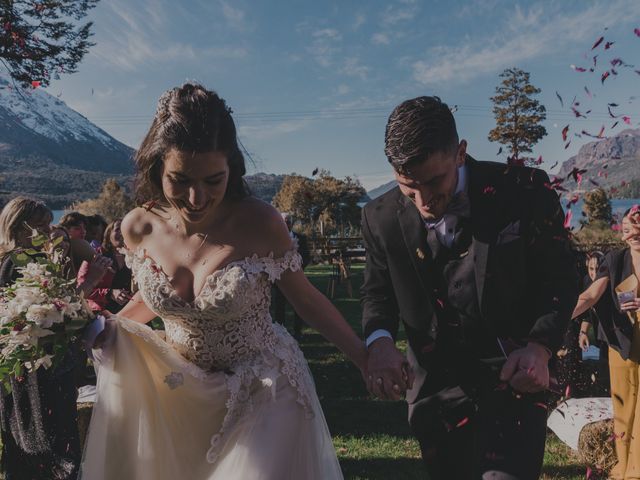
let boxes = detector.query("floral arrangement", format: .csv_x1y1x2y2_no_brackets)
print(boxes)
0,230,94,391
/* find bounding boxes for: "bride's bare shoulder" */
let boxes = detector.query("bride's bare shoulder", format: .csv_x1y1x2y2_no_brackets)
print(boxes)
121,204,168,250
231,197,292,254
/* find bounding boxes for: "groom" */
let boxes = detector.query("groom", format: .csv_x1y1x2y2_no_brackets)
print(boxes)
361,96,578,479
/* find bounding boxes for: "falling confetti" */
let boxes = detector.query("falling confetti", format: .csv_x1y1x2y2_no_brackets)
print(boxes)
591,36,604,50
562,125,570,141
601,71,610,84
623,116,632,125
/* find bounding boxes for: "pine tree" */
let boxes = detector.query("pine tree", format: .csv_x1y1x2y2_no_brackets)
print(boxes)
0,0,99,88
582,188,613,225
489,67,547,166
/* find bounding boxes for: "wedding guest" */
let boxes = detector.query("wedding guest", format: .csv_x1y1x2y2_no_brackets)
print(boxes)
91,219,133,313
572,209,640,479
361,96,578,479
59,212,87,241
85,214,108,251
0,197,79,480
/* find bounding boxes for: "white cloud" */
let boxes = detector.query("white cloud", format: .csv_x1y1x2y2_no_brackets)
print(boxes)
90,0,248,71
371,32,390,45
312,28,342,40
353,13,366,30
337,84,350,95
341,57,370,80
219,0,247,30
412,1,637,86
307,28,343,67
381,1,418,26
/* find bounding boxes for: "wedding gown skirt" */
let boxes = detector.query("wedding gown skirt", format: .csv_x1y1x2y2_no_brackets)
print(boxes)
79,246,343,480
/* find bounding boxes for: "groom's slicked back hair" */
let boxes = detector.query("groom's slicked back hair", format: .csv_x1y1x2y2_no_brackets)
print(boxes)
384,96,459,175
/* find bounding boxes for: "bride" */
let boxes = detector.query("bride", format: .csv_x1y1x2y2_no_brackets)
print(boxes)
80,83,367,479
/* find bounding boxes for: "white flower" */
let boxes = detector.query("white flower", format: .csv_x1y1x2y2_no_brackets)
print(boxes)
11,287,47,314
164,371,184,390
25,303,63,328
25,354,53,372
19,262,49,282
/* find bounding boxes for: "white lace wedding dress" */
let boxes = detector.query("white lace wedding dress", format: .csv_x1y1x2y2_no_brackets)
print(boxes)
79,246,343,479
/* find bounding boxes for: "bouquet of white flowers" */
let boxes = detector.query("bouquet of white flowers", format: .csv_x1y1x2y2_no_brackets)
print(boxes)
0,231,94,392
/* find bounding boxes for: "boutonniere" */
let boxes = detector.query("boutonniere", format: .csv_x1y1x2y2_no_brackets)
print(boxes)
416,248,425,260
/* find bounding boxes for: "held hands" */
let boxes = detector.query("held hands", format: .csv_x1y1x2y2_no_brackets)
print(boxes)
499,342,551,394
366,337,414,401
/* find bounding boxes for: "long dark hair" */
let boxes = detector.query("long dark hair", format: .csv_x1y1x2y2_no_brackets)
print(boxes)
134,83,250,205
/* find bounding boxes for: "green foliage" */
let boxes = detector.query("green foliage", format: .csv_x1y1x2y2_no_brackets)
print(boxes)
582,188,613,224
69,178,135,223
612,179,640,199
573,220,623,248
489,67,547,165
0,0,99,88
273,171,366,236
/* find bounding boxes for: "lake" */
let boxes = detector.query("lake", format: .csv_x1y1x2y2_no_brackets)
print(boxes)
564,198,640,229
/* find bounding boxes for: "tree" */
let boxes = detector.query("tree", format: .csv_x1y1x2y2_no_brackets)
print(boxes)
273,171,366,237
582,188,613,225
69,178,134,223
0,0,99,88
489,67,547,166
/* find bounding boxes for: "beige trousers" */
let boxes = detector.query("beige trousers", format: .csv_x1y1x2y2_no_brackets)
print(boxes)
609,322,640,480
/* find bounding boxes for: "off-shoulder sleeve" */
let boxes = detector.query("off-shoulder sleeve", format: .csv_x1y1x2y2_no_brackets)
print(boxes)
245,247,303,283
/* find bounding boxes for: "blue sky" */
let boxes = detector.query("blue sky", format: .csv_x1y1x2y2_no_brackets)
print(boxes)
46,0,640,191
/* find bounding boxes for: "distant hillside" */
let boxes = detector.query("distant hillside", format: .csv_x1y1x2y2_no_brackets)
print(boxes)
367,180,396,199
245,173,285,203
556,128,640,196
0,76,135,208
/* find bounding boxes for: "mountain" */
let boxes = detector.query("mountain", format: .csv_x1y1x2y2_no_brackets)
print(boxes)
245,172,285,203
367,180,396,199
0,76,135,208
556,128,640,195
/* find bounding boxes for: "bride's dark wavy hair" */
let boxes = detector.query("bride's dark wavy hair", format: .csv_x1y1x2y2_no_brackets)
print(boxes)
134,83,250,205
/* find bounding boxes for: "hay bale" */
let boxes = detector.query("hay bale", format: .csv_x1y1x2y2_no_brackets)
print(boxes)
577,418,617,474
77,402,94,448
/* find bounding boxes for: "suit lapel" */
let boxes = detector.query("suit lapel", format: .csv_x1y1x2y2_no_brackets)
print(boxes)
396,195,433,294
466,157,502,315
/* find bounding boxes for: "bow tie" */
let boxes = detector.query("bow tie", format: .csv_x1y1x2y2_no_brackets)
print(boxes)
425,191,471,229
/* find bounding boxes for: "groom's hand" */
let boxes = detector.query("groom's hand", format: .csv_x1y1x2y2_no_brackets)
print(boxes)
499,342,551,393
366,337,413,401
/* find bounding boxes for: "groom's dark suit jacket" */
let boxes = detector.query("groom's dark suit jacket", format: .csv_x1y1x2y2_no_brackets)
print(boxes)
361,156,579,412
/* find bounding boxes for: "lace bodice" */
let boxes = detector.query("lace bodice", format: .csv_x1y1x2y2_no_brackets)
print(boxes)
125,246,302,372
124,245,315,463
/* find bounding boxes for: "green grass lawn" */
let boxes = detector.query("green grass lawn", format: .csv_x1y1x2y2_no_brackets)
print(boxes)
295,263,589,480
